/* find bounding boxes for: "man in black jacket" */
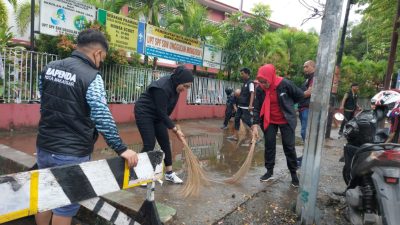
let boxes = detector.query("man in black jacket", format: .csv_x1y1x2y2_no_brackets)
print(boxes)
251,64,304,187
36,29,138,225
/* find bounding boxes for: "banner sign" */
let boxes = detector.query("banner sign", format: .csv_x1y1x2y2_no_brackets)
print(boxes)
202,44,222,69
39,0,96,36
137,22,146,55
145,25,203,66
97,9,138,56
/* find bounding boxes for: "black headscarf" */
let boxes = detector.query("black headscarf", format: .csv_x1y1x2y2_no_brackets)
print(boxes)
171,66,194,87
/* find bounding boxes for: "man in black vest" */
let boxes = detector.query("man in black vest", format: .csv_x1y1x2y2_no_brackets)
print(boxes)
339,83,360,136
227,68,255,141
35,29,138,225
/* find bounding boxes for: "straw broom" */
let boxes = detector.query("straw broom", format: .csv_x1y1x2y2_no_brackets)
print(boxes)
177,126,210,197
224,134,257,184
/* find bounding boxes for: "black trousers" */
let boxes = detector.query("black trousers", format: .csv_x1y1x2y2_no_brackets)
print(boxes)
339,110,355,133
263,123,297,174
223,104,235,126
234,107,252,130
136,116,173,167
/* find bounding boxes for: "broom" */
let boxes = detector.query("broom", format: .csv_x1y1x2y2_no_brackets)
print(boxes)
177,125,210,197
224,134,257,184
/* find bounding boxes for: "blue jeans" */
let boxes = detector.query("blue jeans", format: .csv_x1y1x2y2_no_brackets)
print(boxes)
36,148,90,217
299,108,309,141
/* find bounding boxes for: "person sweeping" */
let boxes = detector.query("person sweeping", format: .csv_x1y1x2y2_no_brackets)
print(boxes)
134,66,193,184
251,64,304,187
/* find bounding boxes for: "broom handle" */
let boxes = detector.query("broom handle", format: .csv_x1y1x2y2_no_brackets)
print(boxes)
175,125,189,147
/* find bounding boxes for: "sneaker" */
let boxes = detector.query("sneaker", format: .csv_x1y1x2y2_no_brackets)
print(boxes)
220,125,228,130
165,172,183,184
291,174,299,187
260,171,274,182
227,135,238,141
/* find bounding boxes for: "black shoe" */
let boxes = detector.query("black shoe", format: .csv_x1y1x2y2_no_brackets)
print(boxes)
297,156,303,168
291,174,299,187
339,155,345,162
260,170,274,182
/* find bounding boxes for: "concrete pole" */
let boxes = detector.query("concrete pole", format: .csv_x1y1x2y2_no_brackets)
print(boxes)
383,0,400,90
296,0,344,224
325,0,352,138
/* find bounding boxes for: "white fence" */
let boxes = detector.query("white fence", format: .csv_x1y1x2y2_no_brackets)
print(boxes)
0,48,239,105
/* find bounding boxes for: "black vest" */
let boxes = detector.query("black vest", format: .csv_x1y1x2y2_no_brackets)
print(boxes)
134,76,179,118
299,74,314,108
37,51,99,157
344,90,358,111
238,79,253,107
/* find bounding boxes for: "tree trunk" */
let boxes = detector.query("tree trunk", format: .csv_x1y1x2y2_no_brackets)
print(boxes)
384,0,400,89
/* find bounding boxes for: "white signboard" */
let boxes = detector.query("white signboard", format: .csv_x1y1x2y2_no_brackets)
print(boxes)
202,44,222,69
39,0,96,36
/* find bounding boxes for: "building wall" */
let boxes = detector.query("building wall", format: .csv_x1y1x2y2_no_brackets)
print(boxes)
207,9,225,22
0,90,226,130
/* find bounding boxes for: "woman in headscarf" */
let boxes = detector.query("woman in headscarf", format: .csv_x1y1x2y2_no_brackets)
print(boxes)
251,64,304,187
134,66,194,184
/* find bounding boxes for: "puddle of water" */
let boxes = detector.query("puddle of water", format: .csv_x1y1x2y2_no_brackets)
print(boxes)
0,120,303,177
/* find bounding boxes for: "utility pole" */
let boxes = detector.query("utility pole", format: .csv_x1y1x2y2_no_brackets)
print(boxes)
384,0,400,90
296,0,344,224
30,0,35,50
325,0,354,138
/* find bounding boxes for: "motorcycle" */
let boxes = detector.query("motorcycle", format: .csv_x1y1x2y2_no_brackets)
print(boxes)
342,90,400,225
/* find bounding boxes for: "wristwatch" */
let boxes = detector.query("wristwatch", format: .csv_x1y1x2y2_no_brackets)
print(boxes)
172,127,178,133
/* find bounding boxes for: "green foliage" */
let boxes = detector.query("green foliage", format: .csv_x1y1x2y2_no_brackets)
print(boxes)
15,2,39,36
257,28,319,78
83,0,128,13
221,5,271,81
339,56,386,98
0,0,7,29
0,27,13,48
351,0,398,61
165,1,222,44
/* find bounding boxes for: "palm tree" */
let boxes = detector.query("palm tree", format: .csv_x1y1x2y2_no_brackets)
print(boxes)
15,1,39,36
83,0,128,13
1,0,17,29
165,1,223,73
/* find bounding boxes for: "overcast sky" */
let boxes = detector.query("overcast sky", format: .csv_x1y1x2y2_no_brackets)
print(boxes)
217,0,364,33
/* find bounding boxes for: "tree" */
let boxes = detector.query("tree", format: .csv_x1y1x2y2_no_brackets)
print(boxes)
221,3,271,80
15,2,39,36
356,0,398,61
164,1,223,73
0,0,7,29
83,0,128,13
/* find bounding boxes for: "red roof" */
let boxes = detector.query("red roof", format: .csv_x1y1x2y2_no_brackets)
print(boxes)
198,0,284,29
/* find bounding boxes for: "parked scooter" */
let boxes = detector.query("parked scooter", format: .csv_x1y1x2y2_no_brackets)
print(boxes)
342,90,400,225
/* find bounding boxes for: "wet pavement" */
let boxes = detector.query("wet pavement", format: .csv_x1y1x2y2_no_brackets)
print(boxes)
0,119,349,225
